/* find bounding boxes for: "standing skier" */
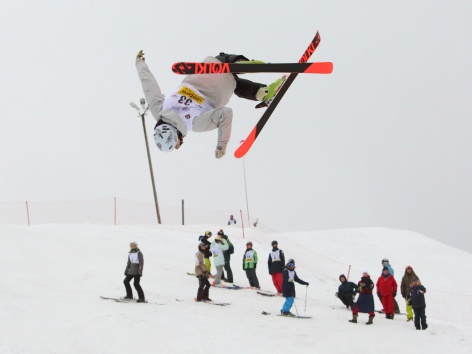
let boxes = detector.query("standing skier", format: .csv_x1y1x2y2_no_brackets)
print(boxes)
123,241,145,302
336,274,358,309
376,267,398,319
281,259,309,316
198,231,213,277
218,229,234,283
349,271,375,325
135,50,283,158
242,241,260,289
195,243,211,302
210,234,229,287
268,240,285,294
407,277,428,330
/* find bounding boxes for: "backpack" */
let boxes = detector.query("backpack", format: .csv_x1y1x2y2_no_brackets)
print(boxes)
227,239,234,254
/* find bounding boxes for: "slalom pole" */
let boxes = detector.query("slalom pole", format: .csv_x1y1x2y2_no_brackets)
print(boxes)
347,265,351,281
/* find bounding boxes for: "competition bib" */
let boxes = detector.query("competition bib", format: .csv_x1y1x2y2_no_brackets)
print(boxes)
129,252,139,264
162,84,214,132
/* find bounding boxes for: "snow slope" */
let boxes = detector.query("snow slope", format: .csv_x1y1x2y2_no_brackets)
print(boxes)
1,224,471,354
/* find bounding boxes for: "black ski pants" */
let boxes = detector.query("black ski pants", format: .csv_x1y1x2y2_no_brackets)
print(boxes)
197,275,211,301
245,268,259,288
413,306,427,329
222,260,233,283
124,275,145,300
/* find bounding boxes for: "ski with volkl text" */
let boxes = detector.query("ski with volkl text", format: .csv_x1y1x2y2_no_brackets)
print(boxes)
172,62,333,75
234,31,324,158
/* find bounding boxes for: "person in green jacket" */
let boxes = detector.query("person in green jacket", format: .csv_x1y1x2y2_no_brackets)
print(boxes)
242,241,260,289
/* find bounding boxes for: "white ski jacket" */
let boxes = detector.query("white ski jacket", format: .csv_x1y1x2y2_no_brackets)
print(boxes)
135,56,236,149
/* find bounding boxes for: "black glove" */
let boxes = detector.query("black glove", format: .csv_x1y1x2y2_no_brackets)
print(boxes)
124,270,128,276
393,291,397,297
305,282,309,286
254,263,257,269
377,292,381,298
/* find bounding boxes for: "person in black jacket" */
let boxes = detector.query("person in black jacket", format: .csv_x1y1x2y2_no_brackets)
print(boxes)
407,277,428,330
336,274,358,309
218,229,234,283
268,240,285,294
281,259,309,316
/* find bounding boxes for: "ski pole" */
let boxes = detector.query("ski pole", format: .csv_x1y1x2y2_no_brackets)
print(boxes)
347,265,351,281
293,297,299,317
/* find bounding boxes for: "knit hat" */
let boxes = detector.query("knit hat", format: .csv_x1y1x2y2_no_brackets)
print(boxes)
271,240,278,246
382,266,389,272
339,274,346,281
411,277,418,283
217,229,224,236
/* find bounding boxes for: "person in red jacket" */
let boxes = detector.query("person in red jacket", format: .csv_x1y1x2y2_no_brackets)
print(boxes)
376,267,398,319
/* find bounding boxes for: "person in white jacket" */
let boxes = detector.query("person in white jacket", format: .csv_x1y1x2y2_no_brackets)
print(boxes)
210,235,229,286
135,50,283,158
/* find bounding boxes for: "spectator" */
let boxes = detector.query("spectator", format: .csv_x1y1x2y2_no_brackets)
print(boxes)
381,258,400,314
349,271,375,325
336,274,358,310
376,267,398,319
401,265,419,322
407,278,428,330
228,215,237,225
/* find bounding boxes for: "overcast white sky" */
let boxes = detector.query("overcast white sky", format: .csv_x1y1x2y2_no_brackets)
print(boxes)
1,1,471,252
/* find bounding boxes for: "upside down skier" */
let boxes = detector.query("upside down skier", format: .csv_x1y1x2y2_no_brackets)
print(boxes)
135,50,283,158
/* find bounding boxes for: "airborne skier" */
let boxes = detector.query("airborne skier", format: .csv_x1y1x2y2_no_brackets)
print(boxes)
135,50,283,158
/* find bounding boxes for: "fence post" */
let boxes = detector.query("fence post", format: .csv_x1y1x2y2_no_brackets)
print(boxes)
25,201,30,226
114,197,117,226
181,199,185,225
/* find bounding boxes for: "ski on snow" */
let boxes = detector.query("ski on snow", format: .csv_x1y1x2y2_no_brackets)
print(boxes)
195,298,231,306
234,31,323,158
262,311,312,319
172,62,333,75
100,296,148,304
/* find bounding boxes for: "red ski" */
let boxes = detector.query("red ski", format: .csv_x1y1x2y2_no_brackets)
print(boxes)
234,31,324,158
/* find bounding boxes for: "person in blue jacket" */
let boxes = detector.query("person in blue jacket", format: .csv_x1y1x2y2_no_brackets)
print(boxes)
281,259,309,316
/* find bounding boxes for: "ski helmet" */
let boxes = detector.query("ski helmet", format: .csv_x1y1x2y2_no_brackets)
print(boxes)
381,258,389,264
205,231,212,237
271,240,278,246
154,123,179,152
246,241,253,246
286,259,295,268
130,241,138,247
